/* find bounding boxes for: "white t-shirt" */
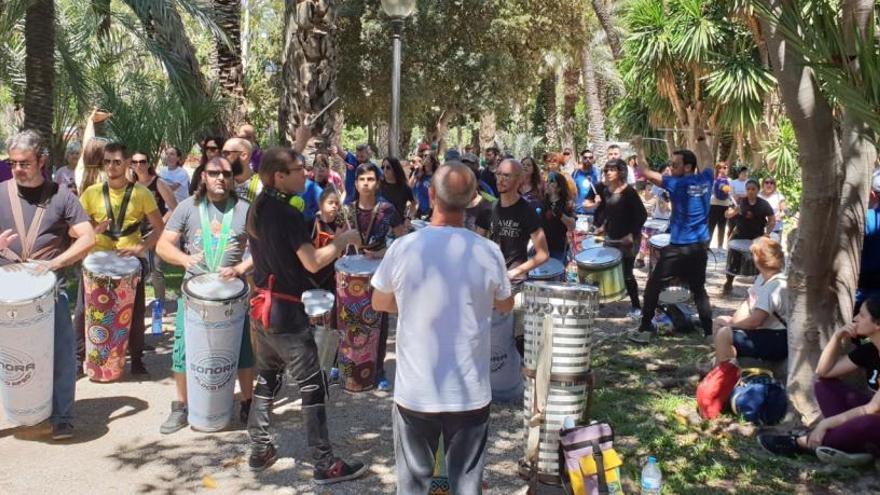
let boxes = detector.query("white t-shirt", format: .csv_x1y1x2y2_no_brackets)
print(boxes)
160,166,191,203
747,273,788,330
759,191,784,232
651,185,670,219
371,225,511,413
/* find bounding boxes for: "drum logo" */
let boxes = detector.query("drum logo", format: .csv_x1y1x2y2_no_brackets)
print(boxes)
0,347,36,388
190,352,237,391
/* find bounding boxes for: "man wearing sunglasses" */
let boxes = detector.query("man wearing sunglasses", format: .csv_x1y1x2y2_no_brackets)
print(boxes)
79,142,166,375
223,138,260,203
573,149,601,215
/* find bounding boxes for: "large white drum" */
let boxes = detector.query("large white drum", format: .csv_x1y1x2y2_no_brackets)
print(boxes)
183,273,249,432
521,281,598,480
302,289,337,372
0,263,56,426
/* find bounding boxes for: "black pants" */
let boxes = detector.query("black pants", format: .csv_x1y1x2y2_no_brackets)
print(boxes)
376,313,390,382
75,257,147,363
248,302,334,470
708,205,728,248
622,255,641,310
640,242,712,335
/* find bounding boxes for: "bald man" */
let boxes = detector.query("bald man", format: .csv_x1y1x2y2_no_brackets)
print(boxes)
223,138,261,202
237,124,262,172
372,162,514,494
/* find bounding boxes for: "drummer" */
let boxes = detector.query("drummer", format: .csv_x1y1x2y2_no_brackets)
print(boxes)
244,146,367,482
595,158,647,320
628,138,714,343
155,156,256,434
79,142,165,375
0,130,96,440
722,179,775,295
345,163,407,391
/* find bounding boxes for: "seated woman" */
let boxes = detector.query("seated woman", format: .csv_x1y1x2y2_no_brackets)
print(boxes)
712,237,788,365
758,296,880,466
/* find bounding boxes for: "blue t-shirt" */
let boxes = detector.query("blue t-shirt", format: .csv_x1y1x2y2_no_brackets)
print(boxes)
663,168,713,244
413,174,432,215
572,167,600,215
296,178,323,222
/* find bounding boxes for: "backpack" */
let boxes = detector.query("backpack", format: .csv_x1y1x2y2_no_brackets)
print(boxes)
558,422,624,495
696,361,741,419
653,303,702,334
730,368,787,425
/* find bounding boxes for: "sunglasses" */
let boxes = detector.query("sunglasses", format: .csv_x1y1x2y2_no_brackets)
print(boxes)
103,159,124,166
205,145,219,152
206,170,233,178
221,149,242,157
764,180,775,185
131,159,148,165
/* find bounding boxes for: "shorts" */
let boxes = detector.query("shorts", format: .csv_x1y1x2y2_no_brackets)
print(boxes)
732,328,788,362
171,296,255,373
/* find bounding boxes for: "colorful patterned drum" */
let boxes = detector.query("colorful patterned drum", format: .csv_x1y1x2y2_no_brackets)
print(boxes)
183,273,249,431
335,255,382,392
726,238,758,277
0,264,56,426
521,282,598,480
648,234,692,304
82,251,141,382
640,218,669,259
528,258,566,281
303,289,338,372
574,247,625,304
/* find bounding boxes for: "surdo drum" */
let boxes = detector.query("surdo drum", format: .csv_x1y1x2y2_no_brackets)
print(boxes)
726,239,758,278
0,263,56,426
335,255,382,392
640,218,669,260
574,247,625,304
528,258,566,281
302,289,338,372
648,234,692,304
182,273,249,431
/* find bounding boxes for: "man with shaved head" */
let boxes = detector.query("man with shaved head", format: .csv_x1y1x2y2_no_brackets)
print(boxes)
372,162,514,494
237,123,262,172
224,137,260,202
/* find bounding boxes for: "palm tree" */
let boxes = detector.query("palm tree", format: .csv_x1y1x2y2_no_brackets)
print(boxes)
581,41,607,165
590,0,622,60
561,61,580,152
23,0,55,148
212,0,246,132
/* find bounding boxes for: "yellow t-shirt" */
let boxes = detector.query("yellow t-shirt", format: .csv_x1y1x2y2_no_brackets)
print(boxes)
80,182,159,251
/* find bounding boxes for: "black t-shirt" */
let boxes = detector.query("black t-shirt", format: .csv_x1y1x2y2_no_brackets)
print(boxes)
541,199,572,255
477,197,541,280
380,182,414,218
734,197,774,240
849,342,880,392
600,185,647,241
465,197,494,232
479,167,498,197
248,190,313,297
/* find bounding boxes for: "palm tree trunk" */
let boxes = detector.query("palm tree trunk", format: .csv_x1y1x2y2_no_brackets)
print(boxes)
279,0,339,152
212,0,246,133
591,0,622,60
581,45,607,165
561,62,580,153
24,0,54,150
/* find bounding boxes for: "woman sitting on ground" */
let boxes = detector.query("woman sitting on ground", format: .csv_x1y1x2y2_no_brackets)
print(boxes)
758,296,880,465
712,237,788,365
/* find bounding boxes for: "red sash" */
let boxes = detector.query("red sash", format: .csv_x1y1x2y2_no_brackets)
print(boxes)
249,274,301,329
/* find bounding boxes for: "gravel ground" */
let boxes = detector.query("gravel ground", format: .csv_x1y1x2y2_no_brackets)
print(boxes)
0,246,740,495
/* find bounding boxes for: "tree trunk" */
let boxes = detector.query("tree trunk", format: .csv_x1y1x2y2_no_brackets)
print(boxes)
278,0,339,151
376,121,389,160
539,74,559,151
479,110,497,151
561,62,580,153
590,0,622,60
760,0,876,425
23,0,54,152
212,0,247,133
581,45,607,165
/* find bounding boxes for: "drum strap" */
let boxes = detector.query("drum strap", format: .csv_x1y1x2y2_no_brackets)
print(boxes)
5,180,50,261
246,174,260,203
101,182,141,241
199,198,235,272
351,203,380,249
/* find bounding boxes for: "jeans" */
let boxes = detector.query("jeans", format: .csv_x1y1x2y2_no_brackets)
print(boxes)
51,292,76,426
640,242,712,335
815,378,880,454
393,404,490,495
247,305,335,470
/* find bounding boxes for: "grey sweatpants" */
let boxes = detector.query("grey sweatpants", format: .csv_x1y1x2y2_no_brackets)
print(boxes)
393,403,490,495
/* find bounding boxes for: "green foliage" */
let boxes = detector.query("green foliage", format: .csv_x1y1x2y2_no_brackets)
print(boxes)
759,117,801,213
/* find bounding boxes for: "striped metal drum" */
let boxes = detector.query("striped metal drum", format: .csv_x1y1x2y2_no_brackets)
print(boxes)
521,281,598,480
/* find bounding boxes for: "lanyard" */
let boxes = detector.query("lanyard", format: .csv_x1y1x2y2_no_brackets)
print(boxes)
199,198,235,272
246,174,260,202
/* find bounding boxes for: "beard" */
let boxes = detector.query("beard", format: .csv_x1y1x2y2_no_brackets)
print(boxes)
231,157,244,176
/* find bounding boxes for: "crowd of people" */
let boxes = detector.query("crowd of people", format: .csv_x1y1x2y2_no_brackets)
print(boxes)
2,115,880,491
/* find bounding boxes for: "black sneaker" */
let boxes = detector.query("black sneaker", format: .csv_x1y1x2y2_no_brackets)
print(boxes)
758,433,810,457
130,358,149,375
314,458,368,485
52,422,74,441
722,282,734,295
160,401,188,434
249,443,278,472
240,399,252,425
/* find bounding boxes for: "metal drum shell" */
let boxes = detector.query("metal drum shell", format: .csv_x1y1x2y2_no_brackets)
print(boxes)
574,247,626,304
726,239,758,277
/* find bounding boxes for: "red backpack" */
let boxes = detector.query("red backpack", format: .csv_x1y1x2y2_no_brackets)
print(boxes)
696,361,741,419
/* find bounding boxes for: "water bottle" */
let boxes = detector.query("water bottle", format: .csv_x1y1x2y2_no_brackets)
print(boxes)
562,416,576,430
640,456,662,494
151,299,163,335
565,259,579,283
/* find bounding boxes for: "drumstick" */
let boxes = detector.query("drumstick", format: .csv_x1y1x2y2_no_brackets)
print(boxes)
304,97,340,127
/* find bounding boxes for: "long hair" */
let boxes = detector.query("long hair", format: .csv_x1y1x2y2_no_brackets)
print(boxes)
194,157,239,204
81,138,107,193
546,171,571,207
521,156,543,195
381,157,409,193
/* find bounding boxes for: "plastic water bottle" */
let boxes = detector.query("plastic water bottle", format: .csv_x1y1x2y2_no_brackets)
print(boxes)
562,416,576,430
640,456,662,494
151,299,163,335
566,259,579,283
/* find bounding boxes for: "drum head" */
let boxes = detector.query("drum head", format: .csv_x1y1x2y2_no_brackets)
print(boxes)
574,247,622,269
0,263,56,303
644,218,669,231
529,258,565,279
581,236,603,251
184,273,247,301
83,251,141,277
302,289,335,317
335,254,381,276
649,233,671,250
524,280,599,296
729,239,753,252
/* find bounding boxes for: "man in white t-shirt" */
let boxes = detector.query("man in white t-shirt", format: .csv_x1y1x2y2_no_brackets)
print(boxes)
372,162,514,495
159,147,190,204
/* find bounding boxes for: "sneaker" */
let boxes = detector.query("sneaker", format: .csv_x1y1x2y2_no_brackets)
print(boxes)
240,399,252,425
722,282,734,295
376,378,392,391
51,422,74,441
627,308,642,321
130,359,149,375
160,401,188,434
815,446,874,467
626,328,656,344
249,443,278,472
757,433,810,457
313,458,368,485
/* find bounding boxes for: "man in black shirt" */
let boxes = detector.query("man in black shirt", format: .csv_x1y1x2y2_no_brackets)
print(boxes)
723,178,775,293
245,146,367,484
478,146,500,197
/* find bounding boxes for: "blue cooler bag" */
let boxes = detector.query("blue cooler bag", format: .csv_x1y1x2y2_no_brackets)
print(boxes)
730,368,787,425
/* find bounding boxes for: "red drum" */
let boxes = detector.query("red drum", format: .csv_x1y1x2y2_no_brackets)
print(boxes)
640,218,669,260
335,255,382,392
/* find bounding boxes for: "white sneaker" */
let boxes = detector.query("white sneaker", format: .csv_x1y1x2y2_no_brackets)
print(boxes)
627,308,642,321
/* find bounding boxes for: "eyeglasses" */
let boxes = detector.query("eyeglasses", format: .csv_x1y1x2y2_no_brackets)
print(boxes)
131,160,148,165
9,160,36,169
495,172,516,180
221,149,243,157
205,170,233,178
103,159,124,166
